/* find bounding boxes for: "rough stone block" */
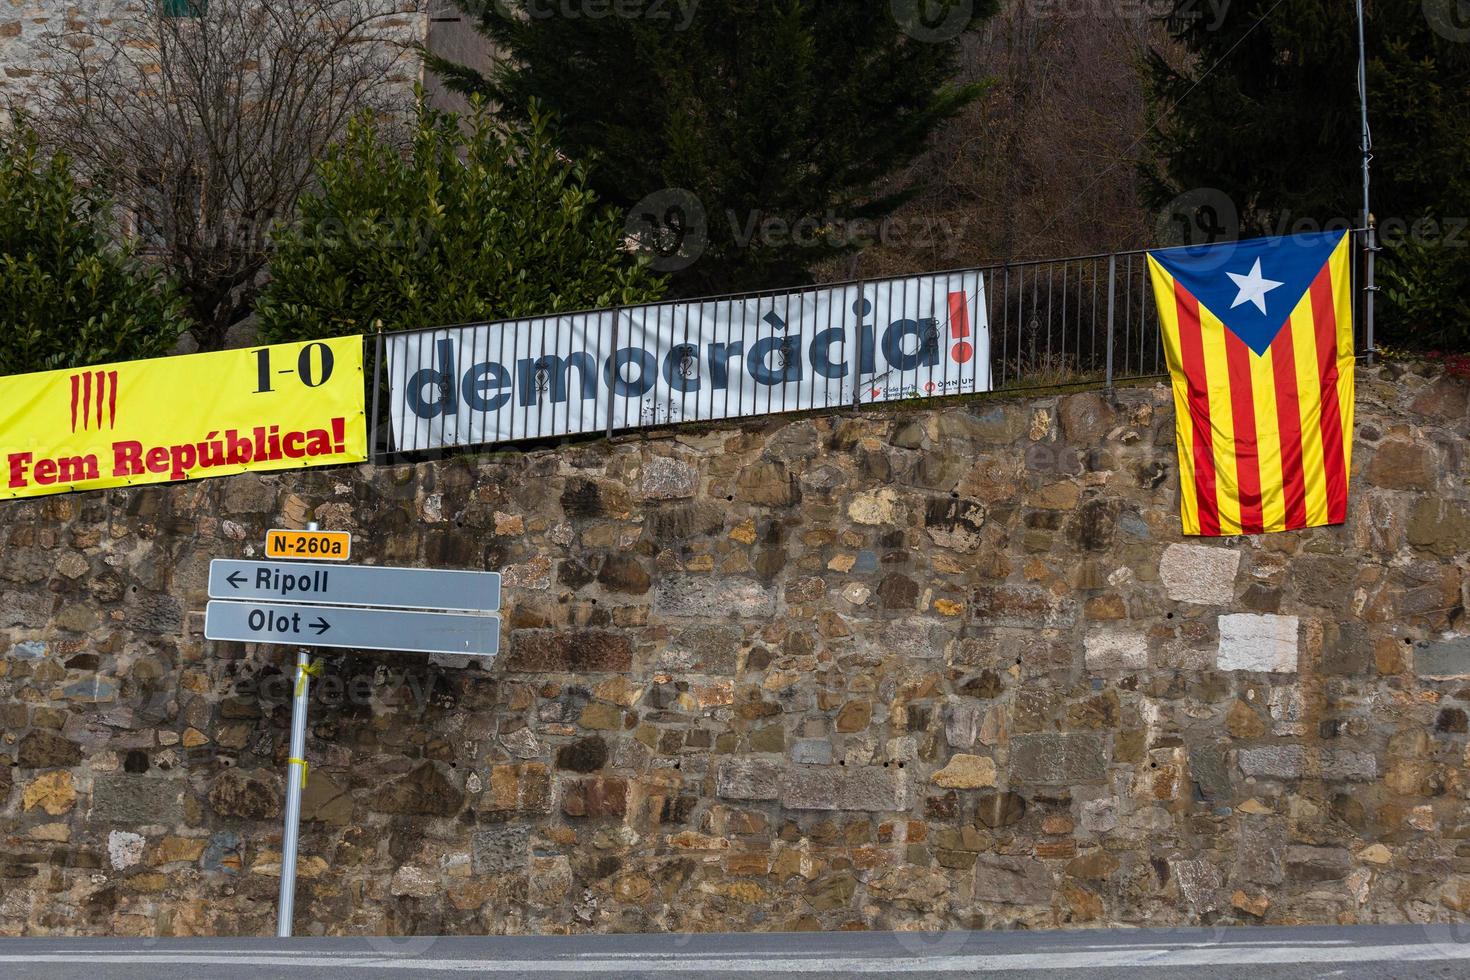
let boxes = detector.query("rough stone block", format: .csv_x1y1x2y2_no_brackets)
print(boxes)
654,577,776,619
1084,629,1148,671
973,855,1054,905
1189,743,1231,800
503,630,632,672
716,759,783,801
780,766,905,811
1159,544,1241,605
1285,845,1351,883
1416,636,1470,678
657,624,743,674
1237,745,1306,779
1010,734,1107,785
641,456,699,500
90,777,185,824
790,740,833,765
1318,749,1377,782
471,825,530,874
1217,614,1299,672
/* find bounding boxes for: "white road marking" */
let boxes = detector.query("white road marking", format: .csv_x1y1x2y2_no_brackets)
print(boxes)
0,942,1465,973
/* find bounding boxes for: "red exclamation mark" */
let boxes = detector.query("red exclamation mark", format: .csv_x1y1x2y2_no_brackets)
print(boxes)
947,292,973,364
331,417,345,454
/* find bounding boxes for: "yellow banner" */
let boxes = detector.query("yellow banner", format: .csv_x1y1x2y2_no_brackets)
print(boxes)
1,338,367,499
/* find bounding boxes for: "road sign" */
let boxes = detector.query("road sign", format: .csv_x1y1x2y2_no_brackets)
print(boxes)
266,527,352,561
205,601,501,656
208,560,501,612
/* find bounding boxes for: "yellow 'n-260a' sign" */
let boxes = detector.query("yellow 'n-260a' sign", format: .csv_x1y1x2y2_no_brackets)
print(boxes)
0,338,367,499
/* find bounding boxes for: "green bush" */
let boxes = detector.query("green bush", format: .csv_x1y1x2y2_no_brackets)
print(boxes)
256,99,665,342
0,120,189,375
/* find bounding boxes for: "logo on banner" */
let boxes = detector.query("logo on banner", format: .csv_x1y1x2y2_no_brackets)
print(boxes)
70,370,119,432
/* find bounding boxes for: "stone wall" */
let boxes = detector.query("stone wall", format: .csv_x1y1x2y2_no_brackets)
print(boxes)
0,363,1467,937
0,2,427,114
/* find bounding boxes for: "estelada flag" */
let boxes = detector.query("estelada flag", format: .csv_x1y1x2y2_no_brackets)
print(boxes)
1147,231,1354,536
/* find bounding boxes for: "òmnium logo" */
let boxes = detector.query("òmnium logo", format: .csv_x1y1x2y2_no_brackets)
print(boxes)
69,369,119,432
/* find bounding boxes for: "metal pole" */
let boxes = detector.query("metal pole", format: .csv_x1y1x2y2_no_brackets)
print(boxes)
276,520,318,938
1104,254,1117,391
606,309,620,439
368,324,385,465
1354,0,1376,364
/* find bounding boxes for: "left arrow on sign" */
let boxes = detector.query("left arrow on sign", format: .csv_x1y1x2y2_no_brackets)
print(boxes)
226,571,247,588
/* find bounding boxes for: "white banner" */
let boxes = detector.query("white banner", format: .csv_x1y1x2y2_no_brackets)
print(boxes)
386,271,990,451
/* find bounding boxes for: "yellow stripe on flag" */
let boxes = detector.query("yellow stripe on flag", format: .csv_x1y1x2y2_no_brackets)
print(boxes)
1197,303,1241,535
1328,235,1356,480
1150,258,1201,536
1287,292,1329,527
1248,344,1286,533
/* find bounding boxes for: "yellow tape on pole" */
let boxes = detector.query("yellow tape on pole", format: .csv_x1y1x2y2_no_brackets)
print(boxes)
0,337,366,499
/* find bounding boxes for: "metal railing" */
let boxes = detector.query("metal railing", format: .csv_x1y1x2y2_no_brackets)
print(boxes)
363,231,1373,463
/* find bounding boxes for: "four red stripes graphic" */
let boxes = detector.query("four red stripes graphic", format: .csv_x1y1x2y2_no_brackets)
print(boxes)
68,370,119,432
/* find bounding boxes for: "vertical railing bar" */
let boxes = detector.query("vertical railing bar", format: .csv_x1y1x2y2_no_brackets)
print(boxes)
1105,253,1117,391
606,308,620,439
367,328,383,464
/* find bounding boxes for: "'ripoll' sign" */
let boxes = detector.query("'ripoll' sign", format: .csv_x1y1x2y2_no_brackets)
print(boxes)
386,272,990,451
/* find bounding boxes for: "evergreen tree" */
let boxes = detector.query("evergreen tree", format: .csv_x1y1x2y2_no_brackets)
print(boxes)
1144,1,1470,348
427,0,995,295
256,99,666,342
0,120,188,375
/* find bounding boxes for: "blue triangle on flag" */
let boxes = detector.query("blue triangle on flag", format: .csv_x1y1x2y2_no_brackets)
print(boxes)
1149,231,1346,356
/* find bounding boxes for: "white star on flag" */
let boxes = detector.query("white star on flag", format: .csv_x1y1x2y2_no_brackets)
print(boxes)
1227,258,1284,315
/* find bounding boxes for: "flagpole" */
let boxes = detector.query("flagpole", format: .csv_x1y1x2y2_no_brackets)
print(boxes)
1354,0,1376,364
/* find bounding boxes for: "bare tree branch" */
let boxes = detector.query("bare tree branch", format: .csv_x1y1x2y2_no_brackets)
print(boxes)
28,1,425,350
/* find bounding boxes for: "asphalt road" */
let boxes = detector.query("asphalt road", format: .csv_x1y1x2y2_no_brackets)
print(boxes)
3,924,1470,978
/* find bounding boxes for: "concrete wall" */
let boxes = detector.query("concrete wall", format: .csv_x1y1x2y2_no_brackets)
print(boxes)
0,364,1467,936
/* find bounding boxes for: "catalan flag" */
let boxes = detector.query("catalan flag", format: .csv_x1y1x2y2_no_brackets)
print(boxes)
1147,231,1355,536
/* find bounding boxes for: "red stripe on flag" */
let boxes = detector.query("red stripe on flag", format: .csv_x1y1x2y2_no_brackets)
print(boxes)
109,371,118,427
1223,329,1264,534
1174,281,1220,536
1310,267,1349,523
70,375,79,434
94,371,105,431
1269,324,1309,529
82,372,91,430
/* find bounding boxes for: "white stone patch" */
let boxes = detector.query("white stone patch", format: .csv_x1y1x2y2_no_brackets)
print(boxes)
107,830,145,871
1084,629,1148,671
1217,613,1300,672
1159,543,1241,605
848,488,899,526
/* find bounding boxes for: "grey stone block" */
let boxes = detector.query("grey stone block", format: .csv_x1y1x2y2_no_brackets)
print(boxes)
657,624,743,674
90,777,185,824
790,740,833,766
654,577,776,619
472,825,530,874
1010,734,1106,785
973,855,1054,905
1319,749,1377,781
1285,845,1351,883
1189,743,1232,800
1416,636,1470,678
780,766,904,811
716,759,783,800
1237,745,1307,779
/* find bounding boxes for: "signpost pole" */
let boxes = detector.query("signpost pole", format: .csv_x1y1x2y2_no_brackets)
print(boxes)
276,648,312,938
276,520,318,939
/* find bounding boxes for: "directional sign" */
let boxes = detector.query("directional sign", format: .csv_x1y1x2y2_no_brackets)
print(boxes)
266,527,351,561
205,601,501,656
208,560,500,612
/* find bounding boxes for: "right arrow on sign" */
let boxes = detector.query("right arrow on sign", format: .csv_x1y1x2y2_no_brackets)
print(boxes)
310,617,331,635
